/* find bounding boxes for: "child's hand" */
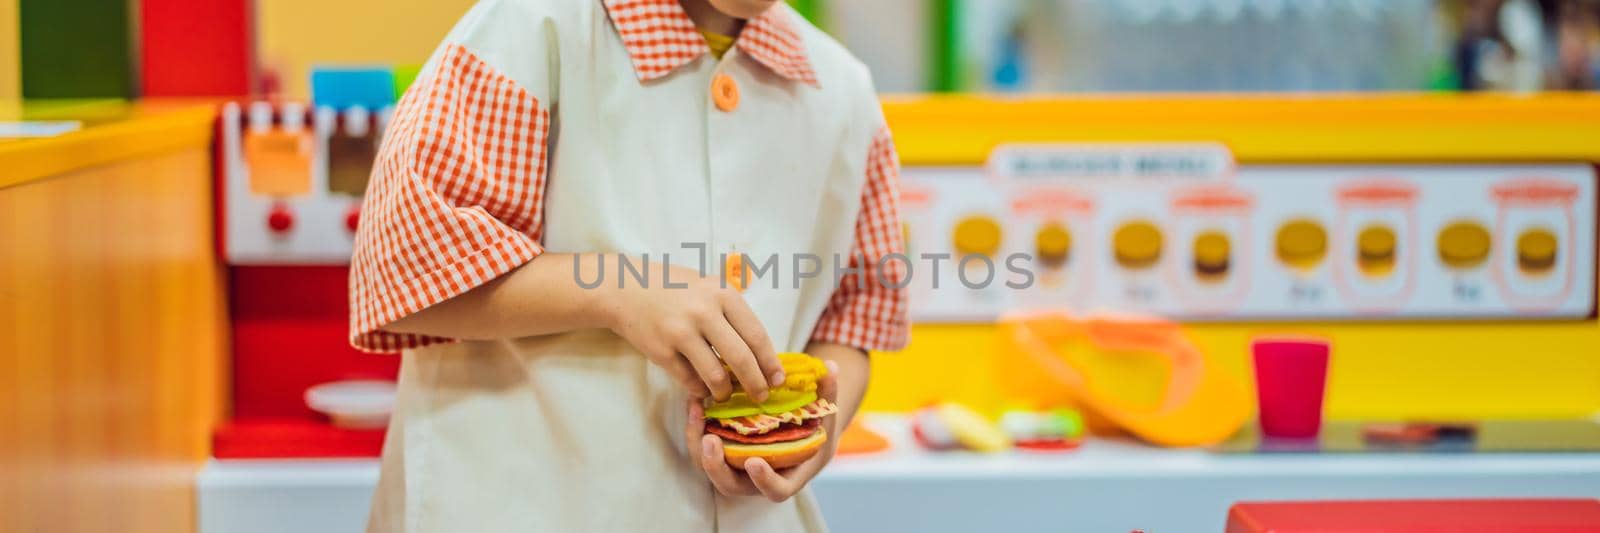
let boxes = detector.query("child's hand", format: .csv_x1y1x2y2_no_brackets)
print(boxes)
685,365,841,502
605,263,784,401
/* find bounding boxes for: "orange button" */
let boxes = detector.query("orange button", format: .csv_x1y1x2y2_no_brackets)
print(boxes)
712,74,739,112
723,253,748,292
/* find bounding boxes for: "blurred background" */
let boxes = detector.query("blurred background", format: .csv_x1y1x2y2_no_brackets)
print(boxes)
2,0,1598,99
3,1,1600,533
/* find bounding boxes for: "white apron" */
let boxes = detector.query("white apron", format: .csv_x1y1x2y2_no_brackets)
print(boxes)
350,0,900,531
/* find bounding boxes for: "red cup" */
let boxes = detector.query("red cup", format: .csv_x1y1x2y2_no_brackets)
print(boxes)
1252,337,1330,438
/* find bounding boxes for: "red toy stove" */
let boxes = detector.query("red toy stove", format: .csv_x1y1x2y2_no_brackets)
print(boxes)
213,101,397,458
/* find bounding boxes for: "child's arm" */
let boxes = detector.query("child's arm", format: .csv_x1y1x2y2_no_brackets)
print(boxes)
383,253,786,401
348,40,780,402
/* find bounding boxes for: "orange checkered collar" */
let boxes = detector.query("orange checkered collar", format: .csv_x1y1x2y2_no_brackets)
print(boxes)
601,0,819,87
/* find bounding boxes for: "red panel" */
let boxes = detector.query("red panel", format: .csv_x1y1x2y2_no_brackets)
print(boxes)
140,0,252,96
214,418,385,459
230,265,398,419
1227,500,1600,533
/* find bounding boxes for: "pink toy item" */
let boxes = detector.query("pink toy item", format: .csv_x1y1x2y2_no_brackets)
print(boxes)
1252,337,1330,438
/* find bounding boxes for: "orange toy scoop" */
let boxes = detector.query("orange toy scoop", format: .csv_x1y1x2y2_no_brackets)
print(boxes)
836,420,891,455
996,311,1252,447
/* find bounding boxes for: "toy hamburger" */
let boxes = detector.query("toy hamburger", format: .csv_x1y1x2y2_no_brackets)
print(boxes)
704,353,837,470
1000,408,1084,452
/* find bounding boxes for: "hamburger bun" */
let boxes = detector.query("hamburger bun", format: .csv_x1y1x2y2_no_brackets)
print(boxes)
723,428,828,470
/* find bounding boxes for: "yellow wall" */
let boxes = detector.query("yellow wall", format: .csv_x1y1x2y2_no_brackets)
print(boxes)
862,95,1600,421
257,0,476,99
0,0,18,99
864,322,1600,421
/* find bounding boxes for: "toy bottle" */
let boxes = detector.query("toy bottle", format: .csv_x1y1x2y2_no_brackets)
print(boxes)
244,102,312,197
328,105,378,196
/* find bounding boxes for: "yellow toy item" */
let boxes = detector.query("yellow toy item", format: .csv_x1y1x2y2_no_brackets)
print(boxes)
776,352,827,391
707,353,829,418
911,402,1012,453
995,311,1251,447
939,403,1011,452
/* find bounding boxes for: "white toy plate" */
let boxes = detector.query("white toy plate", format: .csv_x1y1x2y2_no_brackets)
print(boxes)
304,379,396,429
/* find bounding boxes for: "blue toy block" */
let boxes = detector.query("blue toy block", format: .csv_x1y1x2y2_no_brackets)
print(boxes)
310,67,396,110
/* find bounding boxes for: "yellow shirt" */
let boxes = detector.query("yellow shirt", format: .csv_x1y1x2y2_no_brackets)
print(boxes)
700,29,735,60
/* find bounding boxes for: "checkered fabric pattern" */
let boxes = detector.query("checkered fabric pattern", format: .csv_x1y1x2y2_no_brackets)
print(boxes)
811,126,911,351
349,44,551,352
602,0,819,86
737,6,819,86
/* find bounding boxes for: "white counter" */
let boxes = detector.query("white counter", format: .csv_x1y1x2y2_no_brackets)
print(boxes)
198,416,1600,532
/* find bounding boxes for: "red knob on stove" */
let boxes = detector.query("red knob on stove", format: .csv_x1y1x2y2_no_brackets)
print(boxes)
345,205,361,233
267,204,295,233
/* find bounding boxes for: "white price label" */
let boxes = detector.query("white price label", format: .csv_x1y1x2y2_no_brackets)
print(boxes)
987,143,1235,183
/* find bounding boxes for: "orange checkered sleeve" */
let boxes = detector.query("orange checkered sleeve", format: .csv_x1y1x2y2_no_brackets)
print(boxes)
349,44,551,353
810,126,911,352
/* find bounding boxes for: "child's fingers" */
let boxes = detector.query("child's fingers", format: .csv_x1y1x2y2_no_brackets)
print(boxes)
685,402,706,469
743,458,800,503
660,351,710,398
678,337,733,401
749,442,834,503
701,316,768,403
719,293,783,387
817,362,839,403
699,435,759,497
687,400,705,426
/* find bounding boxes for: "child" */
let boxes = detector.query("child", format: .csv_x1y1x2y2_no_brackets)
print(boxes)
347,0,909,530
